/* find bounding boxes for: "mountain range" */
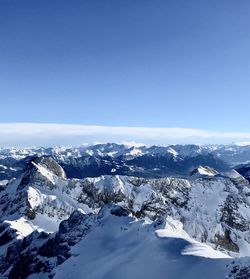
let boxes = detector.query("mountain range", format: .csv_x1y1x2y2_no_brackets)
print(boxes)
1,143,250,278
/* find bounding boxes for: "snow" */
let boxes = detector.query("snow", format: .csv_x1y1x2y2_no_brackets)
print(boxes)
127,147,143,156
167,147,178,157
234,142,250,146
181,179,228,246
131,183,153,211
31,161,56,184
181,242,231,259
32,213,60,233
0,164,7,170
91,175,129,195
54,212,231,279
156,217,231,259
0,179,9,185
5,218,37,238
196,166,216,176
122,141,145,147
156,217,192,239
4,213,60,237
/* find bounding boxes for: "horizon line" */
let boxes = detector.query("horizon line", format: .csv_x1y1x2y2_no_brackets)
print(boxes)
1,122,250,147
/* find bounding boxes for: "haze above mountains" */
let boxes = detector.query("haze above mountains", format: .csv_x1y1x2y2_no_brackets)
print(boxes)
3,123,250,147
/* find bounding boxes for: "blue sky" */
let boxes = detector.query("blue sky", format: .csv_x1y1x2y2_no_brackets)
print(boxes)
1,0,250,145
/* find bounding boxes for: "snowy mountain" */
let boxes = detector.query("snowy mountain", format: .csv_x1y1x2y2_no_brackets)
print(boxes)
0,143,233,182
1,144,250,278
0,153,250,278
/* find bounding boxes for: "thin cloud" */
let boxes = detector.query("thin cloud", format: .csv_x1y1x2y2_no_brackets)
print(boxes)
1,123,250,147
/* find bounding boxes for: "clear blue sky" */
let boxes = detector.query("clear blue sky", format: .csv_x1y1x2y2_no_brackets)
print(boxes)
1,0,250,132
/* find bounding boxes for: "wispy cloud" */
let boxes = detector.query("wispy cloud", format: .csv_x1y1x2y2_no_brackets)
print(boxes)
1,123,250,147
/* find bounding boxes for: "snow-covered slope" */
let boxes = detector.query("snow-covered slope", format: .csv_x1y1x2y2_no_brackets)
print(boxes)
1,204,250,279
53,206,232,279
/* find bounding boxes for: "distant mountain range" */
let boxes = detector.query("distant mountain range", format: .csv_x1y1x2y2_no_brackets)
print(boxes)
2,143,250,182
